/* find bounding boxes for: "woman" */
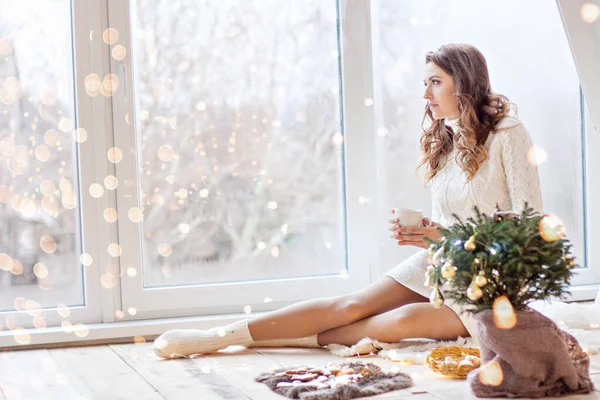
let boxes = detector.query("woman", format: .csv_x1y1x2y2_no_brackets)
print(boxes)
153,43,544,359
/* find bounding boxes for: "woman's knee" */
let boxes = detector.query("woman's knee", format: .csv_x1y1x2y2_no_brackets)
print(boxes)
330,295,371,324
390,303,469,340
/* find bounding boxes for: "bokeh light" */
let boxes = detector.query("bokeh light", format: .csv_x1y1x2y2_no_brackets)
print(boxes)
89,183,104,198
493,295,518,329
61,191,77,210
40,236,57,253
527,145,548,166
35,145,50,162
103,207,118,223
73,323,89,338
112,45,127,61
158,144,174,162
107,147,123,164
581,2,600,23
101,273,116,288
0,253,14,271
104,175,119,190
539,213,566,242
10,259,23,275
40,180,56,196
74,128,88,143
42,196,59,214
158,243,172,257
13,328,31,345
479,360,504,386
128,207,143,223
19,198,36,217
57,304,71,317
80,253,93,267
108,243,122,257
33,263,49,279
102,28,119,44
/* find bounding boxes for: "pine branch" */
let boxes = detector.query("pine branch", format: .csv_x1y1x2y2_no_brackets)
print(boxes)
427,204,576,313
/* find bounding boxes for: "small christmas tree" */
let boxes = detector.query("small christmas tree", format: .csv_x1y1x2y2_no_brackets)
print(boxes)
424,203,577,314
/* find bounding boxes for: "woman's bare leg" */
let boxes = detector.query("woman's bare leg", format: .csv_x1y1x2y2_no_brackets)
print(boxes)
317,302,470,346
153,277,428,358
248,276,427,341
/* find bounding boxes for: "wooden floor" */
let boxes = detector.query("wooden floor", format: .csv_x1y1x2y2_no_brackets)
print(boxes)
0,343,598,400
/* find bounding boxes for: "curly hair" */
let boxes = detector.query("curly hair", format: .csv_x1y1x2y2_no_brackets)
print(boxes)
417,43,519,186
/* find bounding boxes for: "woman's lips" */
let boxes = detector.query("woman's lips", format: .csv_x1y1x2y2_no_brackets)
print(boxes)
429,104,438,109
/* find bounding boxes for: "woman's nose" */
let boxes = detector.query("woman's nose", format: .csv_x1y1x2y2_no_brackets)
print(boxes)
423,85,432,100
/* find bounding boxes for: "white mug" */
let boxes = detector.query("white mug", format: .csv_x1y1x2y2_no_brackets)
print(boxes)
393,208,423,227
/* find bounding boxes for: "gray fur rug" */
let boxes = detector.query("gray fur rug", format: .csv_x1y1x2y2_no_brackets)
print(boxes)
255,361,412,400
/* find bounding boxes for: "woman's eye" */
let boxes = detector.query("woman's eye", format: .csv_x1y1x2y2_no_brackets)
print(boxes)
432,80,440,85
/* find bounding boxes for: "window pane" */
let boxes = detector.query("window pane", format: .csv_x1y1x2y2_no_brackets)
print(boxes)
0,1,84,310
375,0,586,268
129,0,346,287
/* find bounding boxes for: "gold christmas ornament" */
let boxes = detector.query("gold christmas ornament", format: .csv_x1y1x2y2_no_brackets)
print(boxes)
538,213,566,242
430,286,444,308
432,247,445,266
475,271,488,287
441,261,456,279
467,280,483,301
464,236,476,252
424,265,436,288
428,244,436,258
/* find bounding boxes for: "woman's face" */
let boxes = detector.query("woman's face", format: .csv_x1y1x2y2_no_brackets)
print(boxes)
423,62,460,120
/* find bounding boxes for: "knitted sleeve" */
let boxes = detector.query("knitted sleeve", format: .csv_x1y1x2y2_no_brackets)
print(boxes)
431,195,445,227
498,122,544,215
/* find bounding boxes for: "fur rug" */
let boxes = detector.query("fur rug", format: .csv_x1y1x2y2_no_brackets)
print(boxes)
328,336,477,363
255,361,412,400
327,301,600,363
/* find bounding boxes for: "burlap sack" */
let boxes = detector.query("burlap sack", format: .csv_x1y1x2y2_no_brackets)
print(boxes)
468,308,594,398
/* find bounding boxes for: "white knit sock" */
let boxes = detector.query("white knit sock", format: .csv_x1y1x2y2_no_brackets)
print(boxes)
251,335,321,349
153,319,254,359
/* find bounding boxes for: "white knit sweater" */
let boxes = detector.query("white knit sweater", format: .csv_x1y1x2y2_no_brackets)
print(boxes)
431,116,544,228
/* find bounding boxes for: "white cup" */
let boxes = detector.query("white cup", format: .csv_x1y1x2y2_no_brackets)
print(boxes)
393,208,423,227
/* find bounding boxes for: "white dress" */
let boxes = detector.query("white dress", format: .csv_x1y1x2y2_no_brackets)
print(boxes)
385,116,544,336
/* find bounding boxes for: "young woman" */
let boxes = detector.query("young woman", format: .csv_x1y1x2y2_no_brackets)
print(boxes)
153,43,544,359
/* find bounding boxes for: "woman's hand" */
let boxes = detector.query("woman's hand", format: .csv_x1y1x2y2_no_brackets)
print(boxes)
388,210,444,249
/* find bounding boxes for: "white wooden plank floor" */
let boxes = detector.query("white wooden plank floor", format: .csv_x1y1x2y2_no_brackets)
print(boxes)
0,343,598,400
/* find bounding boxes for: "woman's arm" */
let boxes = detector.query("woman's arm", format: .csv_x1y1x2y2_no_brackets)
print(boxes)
499,122,544,214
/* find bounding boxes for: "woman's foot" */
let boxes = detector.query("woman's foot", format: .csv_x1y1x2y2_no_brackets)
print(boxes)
153,319,254,359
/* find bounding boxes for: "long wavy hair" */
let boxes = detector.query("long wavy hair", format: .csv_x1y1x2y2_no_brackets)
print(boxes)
417,43,518,185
